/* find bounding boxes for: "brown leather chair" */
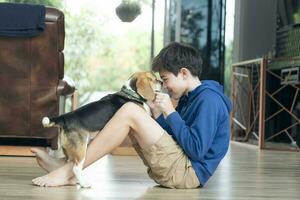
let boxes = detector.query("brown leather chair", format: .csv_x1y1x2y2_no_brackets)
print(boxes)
0,7,76,147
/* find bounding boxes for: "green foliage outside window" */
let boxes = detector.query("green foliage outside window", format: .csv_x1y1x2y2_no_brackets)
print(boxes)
1,0,160,105
0,0,62,7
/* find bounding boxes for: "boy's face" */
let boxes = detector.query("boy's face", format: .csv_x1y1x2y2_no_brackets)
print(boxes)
159,70,187,100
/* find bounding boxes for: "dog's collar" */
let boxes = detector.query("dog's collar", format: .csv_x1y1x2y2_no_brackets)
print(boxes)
116,85,147,103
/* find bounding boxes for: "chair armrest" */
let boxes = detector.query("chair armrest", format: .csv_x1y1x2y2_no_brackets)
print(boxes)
57,76,76,97
57,76,78,113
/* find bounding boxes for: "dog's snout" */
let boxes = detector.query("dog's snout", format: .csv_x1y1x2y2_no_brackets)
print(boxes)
155,79,168,94
161,87,169,94
155,79,163,92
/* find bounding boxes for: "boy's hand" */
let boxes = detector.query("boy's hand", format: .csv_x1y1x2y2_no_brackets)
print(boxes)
154,92,176,118
146,100,162,119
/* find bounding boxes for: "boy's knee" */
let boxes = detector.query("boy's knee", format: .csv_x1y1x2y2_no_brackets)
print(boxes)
121,102,138,111
117,103,150,128
119,102,143,117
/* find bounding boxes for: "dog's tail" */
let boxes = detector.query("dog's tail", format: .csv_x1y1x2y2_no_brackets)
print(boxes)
42,116,64,127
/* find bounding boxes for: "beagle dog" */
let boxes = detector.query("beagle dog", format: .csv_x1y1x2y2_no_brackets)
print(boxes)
42,71,162,188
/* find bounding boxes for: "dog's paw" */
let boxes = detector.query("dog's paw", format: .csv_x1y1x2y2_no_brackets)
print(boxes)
78,180,92,188
46,147,54,156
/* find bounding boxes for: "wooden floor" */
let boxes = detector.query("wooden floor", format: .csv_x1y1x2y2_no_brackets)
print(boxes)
0,142,299,200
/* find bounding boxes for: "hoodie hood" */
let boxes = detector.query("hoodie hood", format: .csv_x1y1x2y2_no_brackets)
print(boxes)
184,80,232,113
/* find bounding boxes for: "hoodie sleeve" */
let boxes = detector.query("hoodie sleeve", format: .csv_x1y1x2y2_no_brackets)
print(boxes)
165,95,219,161
155,114,173,134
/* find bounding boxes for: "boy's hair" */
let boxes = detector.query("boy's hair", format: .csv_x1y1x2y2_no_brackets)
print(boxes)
151,42,203,77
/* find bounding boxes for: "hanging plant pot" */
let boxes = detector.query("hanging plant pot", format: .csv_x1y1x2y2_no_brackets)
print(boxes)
115,0,141,22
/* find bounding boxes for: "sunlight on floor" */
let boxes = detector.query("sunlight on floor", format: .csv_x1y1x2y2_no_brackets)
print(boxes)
79,155,152,199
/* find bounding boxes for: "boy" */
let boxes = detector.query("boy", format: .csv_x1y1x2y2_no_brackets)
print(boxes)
31,42,231,189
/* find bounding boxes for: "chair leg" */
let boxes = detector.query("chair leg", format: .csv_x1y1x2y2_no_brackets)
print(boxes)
59,96,66,115
71,90,79,110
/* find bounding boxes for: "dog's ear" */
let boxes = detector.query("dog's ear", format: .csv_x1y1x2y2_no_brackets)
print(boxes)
136,77,155,101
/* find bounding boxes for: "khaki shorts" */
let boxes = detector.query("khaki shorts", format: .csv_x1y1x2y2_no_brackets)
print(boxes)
133,132,200,189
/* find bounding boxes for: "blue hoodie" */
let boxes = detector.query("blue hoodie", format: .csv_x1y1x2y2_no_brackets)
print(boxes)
156,80,232,186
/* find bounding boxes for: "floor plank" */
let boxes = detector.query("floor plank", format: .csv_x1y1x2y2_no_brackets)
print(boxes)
0,146,35,156
0,142,299,200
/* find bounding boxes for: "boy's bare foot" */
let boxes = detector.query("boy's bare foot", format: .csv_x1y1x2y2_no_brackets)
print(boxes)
30,148,66,172
32,165,77,187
